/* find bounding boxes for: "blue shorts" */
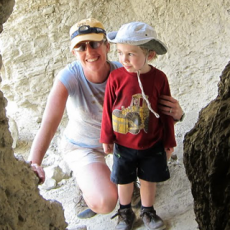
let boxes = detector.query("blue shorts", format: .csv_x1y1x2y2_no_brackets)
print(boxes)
111,142,170,184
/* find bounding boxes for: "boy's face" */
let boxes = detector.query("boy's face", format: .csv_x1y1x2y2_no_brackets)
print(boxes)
117,43,150,74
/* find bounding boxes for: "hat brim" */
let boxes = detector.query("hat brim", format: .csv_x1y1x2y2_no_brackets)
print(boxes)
70,33,104,51
139,39,167,55
107,31,167,55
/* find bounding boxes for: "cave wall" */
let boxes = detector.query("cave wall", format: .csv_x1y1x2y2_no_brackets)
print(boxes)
0,1,67,229
184,62,230,230
0,0,230,159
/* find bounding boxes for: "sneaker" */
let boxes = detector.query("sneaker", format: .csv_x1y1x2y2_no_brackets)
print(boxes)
140,208,166,230
111,208,136,230
131,180,141,208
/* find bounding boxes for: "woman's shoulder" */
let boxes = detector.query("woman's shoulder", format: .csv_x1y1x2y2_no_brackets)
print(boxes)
60,61,83,77
67,60,82,72
57,61,83,84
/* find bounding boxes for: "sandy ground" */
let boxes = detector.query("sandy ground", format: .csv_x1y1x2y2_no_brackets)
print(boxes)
39,158,199,230
13,112,199,230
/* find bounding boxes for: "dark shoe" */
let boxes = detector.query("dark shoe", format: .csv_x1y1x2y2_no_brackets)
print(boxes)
77,208,97,219
111,208,136,230
131,180,141,208
74,191,97,219
140,208,166,230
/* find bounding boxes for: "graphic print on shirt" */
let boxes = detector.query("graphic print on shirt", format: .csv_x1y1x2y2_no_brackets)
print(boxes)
112,94,150,135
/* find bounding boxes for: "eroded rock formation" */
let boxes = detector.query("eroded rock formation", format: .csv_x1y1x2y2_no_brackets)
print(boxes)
184,61,230,230
0,1,67,229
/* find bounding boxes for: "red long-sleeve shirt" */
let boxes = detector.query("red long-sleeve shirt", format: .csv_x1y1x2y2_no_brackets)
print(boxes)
100,66,176,150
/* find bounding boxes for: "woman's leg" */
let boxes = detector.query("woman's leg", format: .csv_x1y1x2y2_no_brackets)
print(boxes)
76,162,118,214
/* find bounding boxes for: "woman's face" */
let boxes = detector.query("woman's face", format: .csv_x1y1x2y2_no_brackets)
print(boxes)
72,40,110,73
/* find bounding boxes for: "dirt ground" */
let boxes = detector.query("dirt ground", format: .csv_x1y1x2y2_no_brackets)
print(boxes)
39,158,199,230
13,112,199,230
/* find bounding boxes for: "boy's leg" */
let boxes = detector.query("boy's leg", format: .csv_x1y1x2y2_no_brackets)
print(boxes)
111,144,138,229
139,180,156,206
111,183,136,230
139,179,166,230
118,183,133,205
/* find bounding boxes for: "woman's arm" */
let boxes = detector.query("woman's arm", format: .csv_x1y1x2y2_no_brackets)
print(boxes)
28,80,68,183
158,95,184,122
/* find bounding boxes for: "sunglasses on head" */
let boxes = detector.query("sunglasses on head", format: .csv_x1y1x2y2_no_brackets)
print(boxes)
73,39,106,52
71,25,106,40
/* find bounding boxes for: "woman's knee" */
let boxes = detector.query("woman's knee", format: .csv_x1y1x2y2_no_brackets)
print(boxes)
76,162,118,213
86,187,118,214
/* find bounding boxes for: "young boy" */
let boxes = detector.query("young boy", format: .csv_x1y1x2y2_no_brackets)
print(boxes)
100,21,176,230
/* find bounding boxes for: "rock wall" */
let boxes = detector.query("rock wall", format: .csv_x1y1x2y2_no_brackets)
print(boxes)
0,1,67,229
184,62,230,230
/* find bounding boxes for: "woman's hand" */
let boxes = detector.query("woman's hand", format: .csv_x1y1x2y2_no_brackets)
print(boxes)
158,95,184,121
102,143,114,154
30,163,45,184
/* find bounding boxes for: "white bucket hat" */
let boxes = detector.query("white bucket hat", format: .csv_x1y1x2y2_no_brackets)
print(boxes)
107,21,167,55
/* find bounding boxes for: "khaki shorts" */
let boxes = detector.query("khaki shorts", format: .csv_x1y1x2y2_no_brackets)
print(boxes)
60,138,107,178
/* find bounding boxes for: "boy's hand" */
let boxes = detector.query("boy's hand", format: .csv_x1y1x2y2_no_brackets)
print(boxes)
165,147,174,160
102,143,114,154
